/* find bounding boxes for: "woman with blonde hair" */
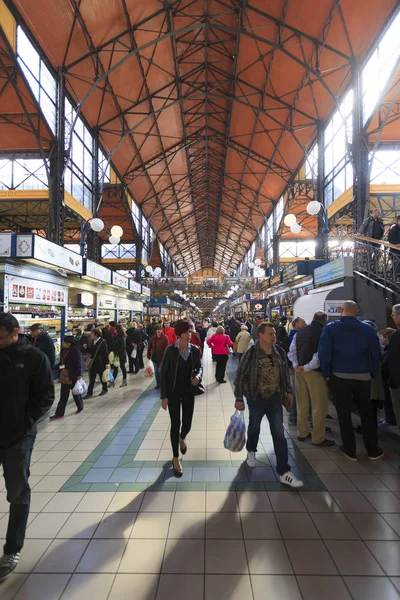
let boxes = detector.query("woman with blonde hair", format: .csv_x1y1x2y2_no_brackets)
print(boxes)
235,324,251,362
207,325,233,383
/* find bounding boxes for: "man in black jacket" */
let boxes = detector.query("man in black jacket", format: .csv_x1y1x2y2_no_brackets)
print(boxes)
0,313,54,583
388,216,400,279
29,323,55,369
126,322,142,373
276,316,290,352
288,312,334,447
388,304,400,434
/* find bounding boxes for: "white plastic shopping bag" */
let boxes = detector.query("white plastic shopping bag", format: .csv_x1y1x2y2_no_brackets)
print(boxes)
72,379,87,395
223,410,246,452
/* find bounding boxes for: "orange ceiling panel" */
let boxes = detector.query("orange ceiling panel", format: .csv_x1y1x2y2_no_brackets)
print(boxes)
9,0,399,274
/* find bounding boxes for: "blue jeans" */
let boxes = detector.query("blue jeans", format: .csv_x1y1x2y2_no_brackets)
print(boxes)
0,434,35,554
246,393,290,476
154,361,162,386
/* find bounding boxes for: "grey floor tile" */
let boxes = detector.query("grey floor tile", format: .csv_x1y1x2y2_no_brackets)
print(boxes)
382,514,400,537
162,540,205,574
245,539,293,574
119,539,166,573
330,492,376,512
108,574,158,600
377,474,400,492
300,492,341,513
77,539,127,573
219,466,248,482
297,575,352,600
82,468,115,483
366,541,400,576
205,540,248,574
94,512,136,539
205,574,253,600
241,513,281,539
157,574,204,600
251,575,302,599
285,540,338,575
109,468,140,483
325,540,384,575
344,576,400,600
268,492,307,512
13,574,70,600
237,491,272,512
136,468,166,483
206,512,242,539
310,514,358,540
246,466,277,482
317,474,357,492
346,513,399,540
362,491,400,513
168,512,205,539
275,513,320,539
347,473,390,492
391,577,400,593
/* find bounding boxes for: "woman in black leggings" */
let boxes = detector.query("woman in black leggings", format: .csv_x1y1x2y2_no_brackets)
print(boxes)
160,320,203,477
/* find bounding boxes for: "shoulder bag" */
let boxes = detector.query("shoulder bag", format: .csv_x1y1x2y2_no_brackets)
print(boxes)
85,339,103,370
190,350,205,396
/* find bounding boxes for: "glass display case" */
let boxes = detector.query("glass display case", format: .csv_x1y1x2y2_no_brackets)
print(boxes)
10,303,64,364
67,307,96,332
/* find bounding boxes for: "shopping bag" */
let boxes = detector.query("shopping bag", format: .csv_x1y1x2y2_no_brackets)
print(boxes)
113,357,120,368
144,362,154,378
131,347,137,359
72,379,87,395
223,410,246,452
108,351,115,365
102,368,114,383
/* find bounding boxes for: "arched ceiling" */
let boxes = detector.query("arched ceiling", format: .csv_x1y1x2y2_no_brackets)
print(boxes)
8,0,398,274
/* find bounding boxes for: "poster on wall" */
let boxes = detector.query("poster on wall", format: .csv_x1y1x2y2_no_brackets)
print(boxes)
148,306,160,316
325,300,344,316
8,275,68,306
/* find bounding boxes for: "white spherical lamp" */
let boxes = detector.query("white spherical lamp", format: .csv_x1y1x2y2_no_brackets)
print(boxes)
90,218,104,232
145,265,153,273
290,223,302,234
284,213,297,227
249,262,255,269
307,200,321,216
254,258,262,267
154,267,162,275
109,235,120,245
110,225,124,238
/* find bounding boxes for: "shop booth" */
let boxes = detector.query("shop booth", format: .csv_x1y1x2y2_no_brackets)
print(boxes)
147,296,182,322
0,232,83,364
292,257,387,329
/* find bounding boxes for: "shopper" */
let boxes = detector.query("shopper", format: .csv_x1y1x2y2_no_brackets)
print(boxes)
160,320,203,477
147,325,169,389
190,323,202,356
136,323,147,370
318,301,383,460
195,322,207,353
287,317,306,426
379,328,397,426
234,321,303,488
288,312,335,446
83,327,110,398
108,321,117,337
229,318,241,343
388,215,400,279
388,304,400,430
162,320,177,345
28,323,55,369
207,325,233,383
235,325,251,361
359,207,384,241
126,322,142,374
110,324,128,388
276,316,290,352
50,336,84,419
0,313,54,582
101,323,114,352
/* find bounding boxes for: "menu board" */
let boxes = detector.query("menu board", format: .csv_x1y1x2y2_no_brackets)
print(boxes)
112,272,129,289
16,234,83,274
141,285,151,297
85,259,112,284
130,280,142,294
8,275,68,306
97,294,117,310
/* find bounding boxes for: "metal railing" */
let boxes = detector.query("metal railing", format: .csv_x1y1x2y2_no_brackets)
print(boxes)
353,235,400,294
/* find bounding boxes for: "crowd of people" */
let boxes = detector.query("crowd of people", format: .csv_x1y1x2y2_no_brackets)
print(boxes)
1,303,400,583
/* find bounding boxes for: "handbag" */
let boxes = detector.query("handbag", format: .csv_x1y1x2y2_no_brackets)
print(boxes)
233,342,238,353
58,367,72,385
85,339,103,370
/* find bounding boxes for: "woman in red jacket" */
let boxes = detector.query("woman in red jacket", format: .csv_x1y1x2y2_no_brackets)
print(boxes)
207,325,233,383
147,325,169,389
189,322,202,356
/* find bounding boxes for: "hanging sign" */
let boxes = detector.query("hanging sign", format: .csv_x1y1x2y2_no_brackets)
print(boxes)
130,280,142,294
112,272,129,289
84,259,112,284
16,234,83,274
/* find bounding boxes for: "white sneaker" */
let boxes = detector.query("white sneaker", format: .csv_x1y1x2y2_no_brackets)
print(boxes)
280,471,303,488
0,552,20,582
246,451,257,468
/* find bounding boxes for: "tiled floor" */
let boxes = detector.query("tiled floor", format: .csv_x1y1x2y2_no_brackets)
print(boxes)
1,349,400,599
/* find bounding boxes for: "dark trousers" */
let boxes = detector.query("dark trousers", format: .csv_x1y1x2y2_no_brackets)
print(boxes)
215,354,228,382
128,354,139,374
113,362,127,382
384,382,397,425
330,376,379,456
246,393,290,476
137,346,144,370
154,361,162,386
168,392,195,458
55,382,83,416
87,370,107,395
0,434,35,554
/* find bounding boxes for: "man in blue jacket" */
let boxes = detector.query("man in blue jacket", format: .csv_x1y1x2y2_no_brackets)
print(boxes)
318,301,383,461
